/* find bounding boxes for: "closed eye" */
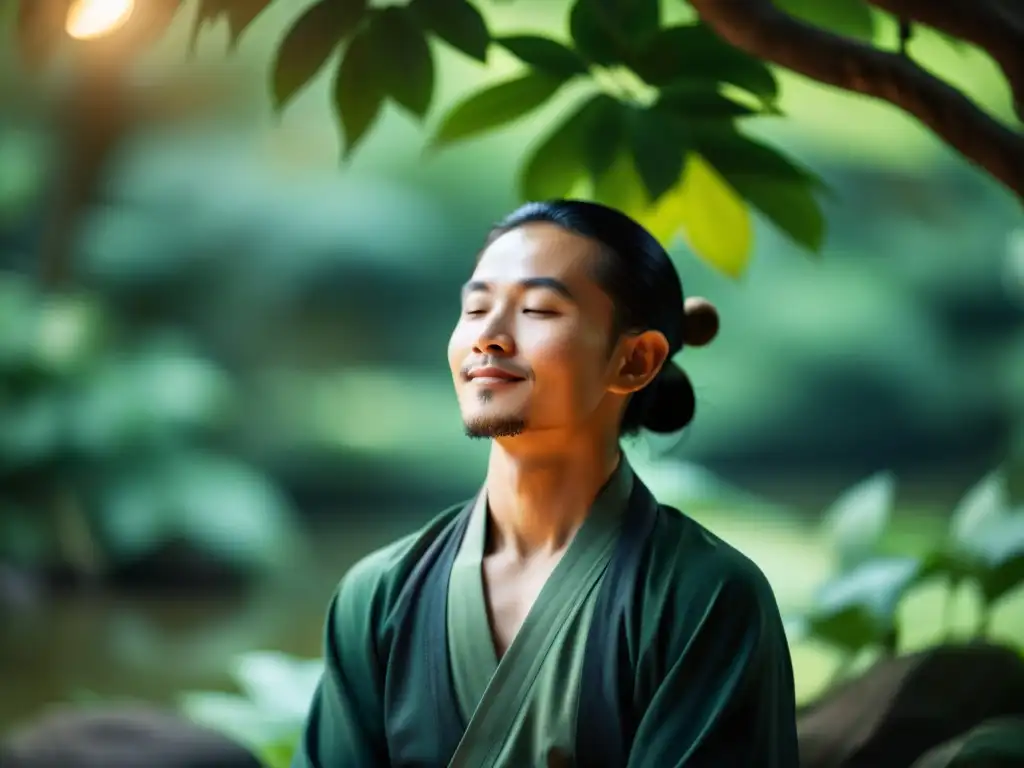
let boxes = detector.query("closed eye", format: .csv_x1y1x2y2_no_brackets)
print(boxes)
524,309,558,316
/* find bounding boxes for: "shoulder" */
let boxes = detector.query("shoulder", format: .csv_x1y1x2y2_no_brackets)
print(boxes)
642,505,783,642
332,501,468,625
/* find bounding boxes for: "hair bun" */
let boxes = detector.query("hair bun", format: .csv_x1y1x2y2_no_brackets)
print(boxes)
682,297,719,348
642,361,696,434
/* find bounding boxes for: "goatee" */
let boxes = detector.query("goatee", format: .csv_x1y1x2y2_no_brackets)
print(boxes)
464,418,526,439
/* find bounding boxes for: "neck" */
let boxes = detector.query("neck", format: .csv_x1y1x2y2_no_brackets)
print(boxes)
483,430,621,558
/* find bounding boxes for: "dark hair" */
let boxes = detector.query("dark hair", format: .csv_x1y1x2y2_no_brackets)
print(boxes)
486,199,711,436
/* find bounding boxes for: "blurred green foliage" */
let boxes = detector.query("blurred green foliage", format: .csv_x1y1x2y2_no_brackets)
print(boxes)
0,271,300,582
180,651,320,768
791,469,1024,658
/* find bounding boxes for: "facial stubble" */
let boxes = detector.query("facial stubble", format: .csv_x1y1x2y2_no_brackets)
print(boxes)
463,388,526,439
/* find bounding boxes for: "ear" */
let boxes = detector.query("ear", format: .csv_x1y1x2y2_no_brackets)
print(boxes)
607,330,670,396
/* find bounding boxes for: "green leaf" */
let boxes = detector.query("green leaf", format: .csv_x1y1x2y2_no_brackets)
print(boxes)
33,293,108,376
225,0,273,49
180,652,319,763
912,717,1024,768
96,472,174,561
173,454,298,570
656,84,759,120
697,129,827,252
0,275,43,373
933,30,971,54
591,151,652,224
332,27,386,159
808,557,922,652
496,35,589,78
189,0,224,52
774,0,876,42
431,72,565,148
727,176,825,252
917,548,972,583
231,652,323,721
519,96,602,201
569,0,629,66
628,106,686,202
0,393,64,471
652,154,756,278
69,351,232,458
97,452,298,571
951,469,1009,547
180,692,297,750
696,129,820,186
821,472,896,571
258,740,299,768
408,0,490,63
944,471,1024,603
580,94,626,181
965,514,1024,604
586,146,753,277
631,24,779,102
369,7,435,119
807,605,881,653
588,0,660,43
270,0,367,112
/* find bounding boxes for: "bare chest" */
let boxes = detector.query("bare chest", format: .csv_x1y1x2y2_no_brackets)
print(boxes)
481,553,563,657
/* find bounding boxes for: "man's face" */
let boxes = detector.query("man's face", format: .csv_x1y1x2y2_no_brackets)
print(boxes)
447,222,623,439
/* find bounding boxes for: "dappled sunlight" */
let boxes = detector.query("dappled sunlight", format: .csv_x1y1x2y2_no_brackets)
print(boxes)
65,0,135,41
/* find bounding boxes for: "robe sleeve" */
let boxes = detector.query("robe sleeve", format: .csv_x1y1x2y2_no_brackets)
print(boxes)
291,560,390,768
626,559,800,768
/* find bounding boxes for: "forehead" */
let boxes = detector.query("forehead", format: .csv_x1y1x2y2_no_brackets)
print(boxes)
473,222,601,284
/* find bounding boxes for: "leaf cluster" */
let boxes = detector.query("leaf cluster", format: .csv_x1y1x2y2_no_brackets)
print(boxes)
0,272,298,578
790,469,1024,656
180,650,324,768
255,0,826,276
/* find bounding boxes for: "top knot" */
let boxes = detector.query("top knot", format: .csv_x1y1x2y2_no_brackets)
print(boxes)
682,296,719,348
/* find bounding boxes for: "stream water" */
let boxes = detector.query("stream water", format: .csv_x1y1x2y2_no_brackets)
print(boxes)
0,511,423,731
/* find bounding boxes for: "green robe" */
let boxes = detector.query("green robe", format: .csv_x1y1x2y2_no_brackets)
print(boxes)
292,458,799,767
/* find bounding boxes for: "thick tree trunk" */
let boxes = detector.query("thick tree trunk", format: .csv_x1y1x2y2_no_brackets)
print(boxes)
690,0,1024,203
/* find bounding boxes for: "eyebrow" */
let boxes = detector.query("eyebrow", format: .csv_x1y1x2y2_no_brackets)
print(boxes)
461,277,575,301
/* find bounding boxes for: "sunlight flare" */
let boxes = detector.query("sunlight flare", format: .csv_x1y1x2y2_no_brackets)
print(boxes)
65,0,135,40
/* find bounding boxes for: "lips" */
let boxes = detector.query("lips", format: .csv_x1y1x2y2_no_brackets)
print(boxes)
467,366,525,383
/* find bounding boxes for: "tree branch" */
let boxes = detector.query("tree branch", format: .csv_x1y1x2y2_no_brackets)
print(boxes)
867,0,1024,120
689,0,1024,202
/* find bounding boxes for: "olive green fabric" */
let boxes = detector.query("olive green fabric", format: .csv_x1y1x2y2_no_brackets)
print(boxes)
291,460,799,767
445,460,632,767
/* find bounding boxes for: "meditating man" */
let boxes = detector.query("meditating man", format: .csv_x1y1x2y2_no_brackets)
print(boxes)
292,200,799,767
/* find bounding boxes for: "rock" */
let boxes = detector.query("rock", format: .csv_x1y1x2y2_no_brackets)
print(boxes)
912,717,1024,768
798,643,1024,768
0,705,263,768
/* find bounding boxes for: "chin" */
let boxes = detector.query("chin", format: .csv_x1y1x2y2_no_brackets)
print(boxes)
463,412,527,439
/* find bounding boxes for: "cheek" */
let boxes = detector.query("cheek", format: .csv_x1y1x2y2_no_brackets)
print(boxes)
527,322,608,389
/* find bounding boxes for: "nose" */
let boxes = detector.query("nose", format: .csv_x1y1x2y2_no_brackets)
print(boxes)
473,321,515,357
